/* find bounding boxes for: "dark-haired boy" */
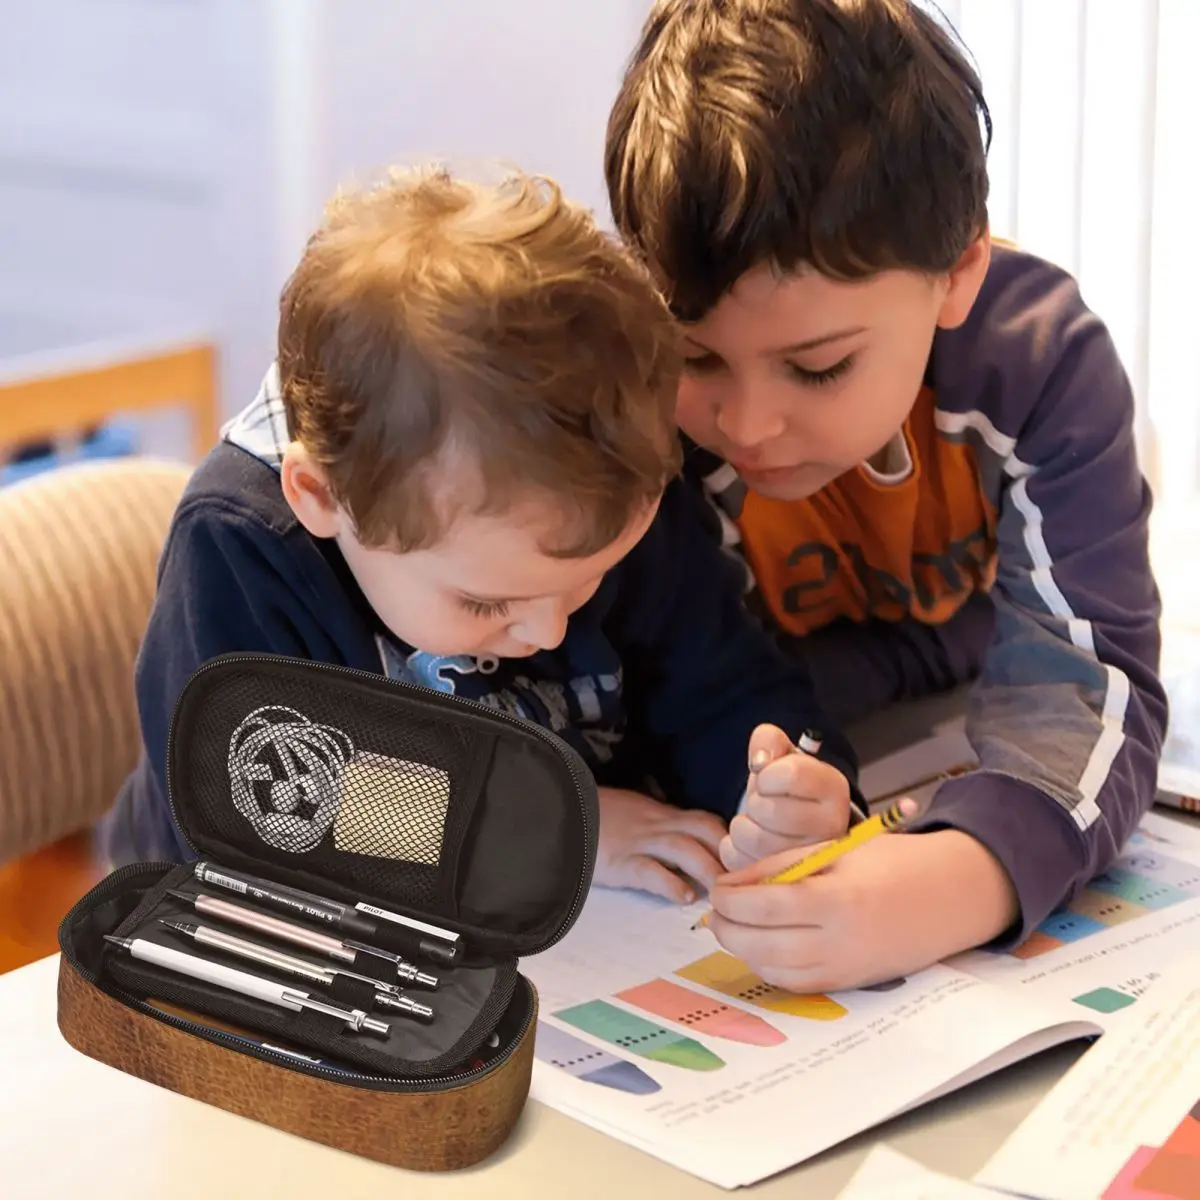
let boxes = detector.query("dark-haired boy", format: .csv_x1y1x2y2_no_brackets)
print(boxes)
605,0,1166,989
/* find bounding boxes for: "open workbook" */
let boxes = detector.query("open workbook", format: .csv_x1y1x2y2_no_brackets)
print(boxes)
523,729,1200,1190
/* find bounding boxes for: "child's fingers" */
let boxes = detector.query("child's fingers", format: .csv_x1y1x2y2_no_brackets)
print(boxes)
663,809,727,854
753,752,844,800
746,723,799,774
643,832,723,892
710,873,828,929
741,789,849,845
745,757,850,841
718,833,755,873
617,855,698,905
725,812,818,865
716,838,833,888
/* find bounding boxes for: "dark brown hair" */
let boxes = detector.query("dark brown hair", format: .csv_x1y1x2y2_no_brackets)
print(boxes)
605,0,992,320
277,166,682,555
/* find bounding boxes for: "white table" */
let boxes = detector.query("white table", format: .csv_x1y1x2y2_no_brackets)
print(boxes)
0,953,1080,1199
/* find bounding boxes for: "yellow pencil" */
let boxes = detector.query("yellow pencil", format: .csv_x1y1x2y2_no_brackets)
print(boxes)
692,799,917,931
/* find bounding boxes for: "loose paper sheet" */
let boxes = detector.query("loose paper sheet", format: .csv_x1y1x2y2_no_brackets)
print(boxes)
976,963,1200,1200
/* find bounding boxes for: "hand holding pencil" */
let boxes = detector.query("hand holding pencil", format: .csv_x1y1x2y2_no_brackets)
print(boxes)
719,724,857,874
694,797,919,930
695,790,1026,993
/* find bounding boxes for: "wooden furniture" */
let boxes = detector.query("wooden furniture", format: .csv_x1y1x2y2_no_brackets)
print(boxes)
0,832,102,975
0,333,219,463
0,953,1080,1199
0,459,193,974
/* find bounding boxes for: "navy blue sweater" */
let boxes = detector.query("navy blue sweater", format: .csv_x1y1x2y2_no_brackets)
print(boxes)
99,440,858,865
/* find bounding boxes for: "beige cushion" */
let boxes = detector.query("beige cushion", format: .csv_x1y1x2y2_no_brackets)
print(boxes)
0,458,190,862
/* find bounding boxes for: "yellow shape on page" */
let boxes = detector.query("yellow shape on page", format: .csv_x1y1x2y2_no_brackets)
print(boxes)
676,950,848,1020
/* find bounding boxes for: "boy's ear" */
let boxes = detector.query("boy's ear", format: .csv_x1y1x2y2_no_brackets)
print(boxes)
280,442,342,539
935,229,992,330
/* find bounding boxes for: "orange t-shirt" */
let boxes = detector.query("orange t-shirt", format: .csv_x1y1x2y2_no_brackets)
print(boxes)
735,387,998,636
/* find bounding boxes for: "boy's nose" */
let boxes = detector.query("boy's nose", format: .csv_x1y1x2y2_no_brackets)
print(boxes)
714,389,787,451
512,599,569,652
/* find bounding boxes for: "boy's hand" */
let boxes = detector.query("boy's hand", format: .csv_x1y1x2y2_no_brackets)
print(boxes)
719,724,852,873
707,827,1020,992
596,787,726,904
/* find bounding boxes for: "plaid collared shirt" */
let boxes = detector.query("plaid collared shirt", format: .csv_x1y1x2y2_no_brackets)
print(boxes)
221,362,289,468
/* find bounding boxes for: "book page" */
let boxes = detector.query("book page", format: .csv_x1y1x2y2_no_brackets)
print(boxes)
524,887,1093,1190
836,1146,1003,1198
975,963,1200,1200
949,813,1200,1028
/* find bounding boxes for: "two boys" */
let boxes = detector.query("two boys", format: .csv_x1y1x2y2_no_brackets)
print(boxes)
105,0,1166,991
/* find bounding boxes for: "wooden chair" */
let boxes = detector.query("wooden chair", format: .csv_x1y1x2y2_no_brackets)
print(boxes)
0,458,192,972
0,337,219,464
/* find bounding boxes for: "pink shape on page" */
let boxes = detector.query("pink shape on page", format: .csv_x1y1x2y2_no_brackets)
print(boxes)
1102,1147,1184,1199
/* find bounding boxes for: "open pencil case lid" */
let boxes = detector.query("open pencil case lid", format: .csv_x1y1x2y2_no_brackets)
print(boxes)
166,651,599,961
69,651,599,1080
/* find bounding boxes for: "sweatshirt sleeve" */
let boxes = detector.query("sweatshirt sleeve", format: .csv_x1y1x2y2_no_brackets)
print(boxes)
911,280,1168,945
103,498,345,863
607,478,862,821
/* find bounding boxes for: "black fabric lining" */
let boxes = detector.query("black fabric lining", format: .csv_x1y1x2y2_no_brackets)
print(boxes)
100,868,515,1076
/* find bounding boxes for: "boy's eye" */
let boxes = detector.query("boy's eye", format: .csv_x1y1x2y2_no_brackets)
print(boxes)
682,353,724,375
459,597,511,619
786,355,854,387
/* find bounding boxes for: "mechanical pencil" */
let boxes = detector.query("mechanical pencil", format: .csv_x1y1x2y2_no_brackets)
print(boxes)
166,888,439,990
160,920,435,1023
103,934,391,1035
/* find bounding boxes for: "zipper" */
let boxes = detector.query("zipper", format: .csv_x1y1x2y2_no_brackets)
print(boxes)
165,652,597,953
59,867,534,1092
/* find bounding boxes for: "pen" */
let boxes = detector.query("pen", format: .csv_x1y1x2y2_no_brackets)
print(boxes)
194,861,377,938
194,860,462,965
351,903,461,965
692,798,918,931
103,934,392,1035
159,920,436,1023
166,889,439,990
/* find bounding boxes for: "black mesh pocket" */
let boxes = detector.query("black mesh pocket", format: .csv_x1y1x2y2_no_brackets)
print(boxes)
169,660,496,916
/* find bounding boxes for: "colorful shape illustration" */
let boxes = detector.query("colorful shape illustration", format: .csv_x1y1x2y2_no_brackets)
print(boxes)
998,846,1200,960
1103,1099,1200,1199
1119,850,1200,893
553,1000,725,1071
615,977,785,1047
534,1020,661,1095
675,951,848,1020
1074,986,1139,1016
1089,868,1193,912
1067,890,1150,928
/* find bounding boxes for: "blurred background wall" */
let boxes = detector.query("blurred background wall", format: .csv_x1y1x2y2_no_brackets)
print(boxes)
0,0,651,447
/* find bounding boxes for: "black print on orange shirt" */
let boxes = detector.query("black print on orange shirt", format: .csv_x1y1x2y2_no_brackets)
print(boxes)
781,525,991,615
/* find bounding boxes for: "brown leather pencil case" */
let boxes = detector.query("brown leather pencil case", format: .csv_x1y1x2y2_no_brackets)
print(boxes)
56,652,598,1170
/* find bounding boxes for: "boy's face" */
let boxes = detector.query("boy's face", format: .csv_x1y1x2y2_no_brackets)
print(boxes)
674,239,989,501
283,449,660,659
339,499,658,659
